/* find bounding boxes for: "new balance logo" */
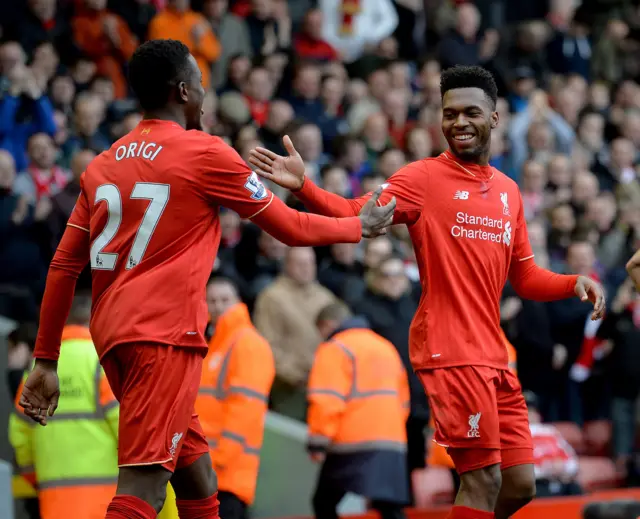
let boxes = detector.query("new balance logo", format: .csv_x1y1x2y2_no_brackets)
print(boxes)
453,190,469,200
467,412,481,438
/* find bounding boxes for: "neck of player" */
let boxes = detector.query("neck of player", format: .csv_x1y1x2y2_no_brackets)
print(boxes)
450,147,491,167
142,108,187,129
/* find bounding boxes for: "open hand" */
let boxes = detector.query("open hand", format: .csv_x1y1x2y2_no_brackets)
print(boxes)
249,136,305,191
574,275,606,320
18,360,60,426
359,186,396,238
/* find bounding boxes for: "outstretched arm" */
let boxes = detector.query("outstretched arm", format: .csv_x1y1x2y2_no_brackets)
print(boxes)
249,137,425,225
203,139,394,244
627,249,640,291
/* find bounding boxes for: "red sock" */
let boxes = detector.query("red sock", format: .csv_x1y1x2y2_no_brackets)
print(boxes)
176,492,220,519
106,495,157,519
447,505,495,519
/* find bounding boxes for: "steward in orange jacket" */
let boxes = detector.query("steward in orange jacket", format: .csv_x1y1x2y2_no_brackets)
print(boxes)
195,277,274,519
308,303,410,519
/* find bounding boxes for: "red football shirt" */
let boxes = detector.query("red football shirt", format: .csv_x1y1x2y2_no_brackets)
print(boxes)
34,119,362,360
295,151,578,371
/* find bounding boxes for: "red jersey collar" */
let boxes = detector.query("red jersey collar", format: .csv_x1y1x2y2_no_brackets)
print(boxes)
441,151,494,180
137,119,184,131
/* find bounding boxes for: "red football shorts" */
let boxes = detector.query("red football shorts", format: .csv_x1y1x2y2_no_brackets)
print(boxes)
418,366,534,474
101,343,209,472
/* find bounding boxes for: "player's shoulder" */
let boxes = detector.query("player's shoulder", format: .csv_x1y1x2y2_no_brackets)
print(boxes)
492,167,519,190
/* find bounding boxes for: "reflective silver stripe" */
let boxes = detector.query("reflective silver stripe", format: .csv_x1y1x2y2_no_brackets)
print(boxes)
18,464,34,474
328,440,407,454
222,430,245,443
209,432,260,456
200,329,254,400
356,389,398,397
228,386,268,402
329,340,399,400
94,362,103,417
47,412,104,422
38,476,118,490
308,389,347,400
308,434,331,447
102,400,119,413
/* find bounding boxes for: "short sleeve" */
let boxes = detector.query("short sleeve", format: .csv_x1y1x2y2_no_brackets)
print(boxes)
67,174,91,232
200,140,274,219
376,162,427,225
511,191,534,263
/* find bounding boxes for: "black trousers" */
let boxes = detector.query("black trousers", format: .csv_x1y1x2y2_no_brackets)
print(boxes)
312,475,406,519
219,491,247,519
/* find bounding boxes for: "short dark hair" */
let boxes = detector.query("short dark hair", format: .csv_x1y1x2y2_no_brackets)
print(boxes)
129,39,191,112
316,302,352,324
440,65,498,109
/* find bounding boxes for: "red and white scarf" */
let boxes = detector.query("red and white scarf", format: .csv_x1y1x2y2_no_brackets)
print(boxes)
29,165,69,201
340,0,361,36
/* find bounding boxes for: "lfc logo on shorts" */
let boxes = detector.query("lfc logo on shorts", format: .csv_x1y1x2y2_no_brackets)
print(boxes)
467,412,481,438
169,432,183,457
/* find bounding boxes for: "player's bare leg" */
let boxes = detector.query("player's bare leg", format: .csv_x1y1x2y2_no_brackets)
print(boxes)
107,465,173,518
450,464,501,518
171,452,220,518
493,464,535,519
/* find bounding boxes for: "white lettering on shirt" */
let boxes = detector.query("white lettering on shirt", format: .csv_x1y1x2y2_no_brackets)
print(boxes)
451,211,511,246
115,142,163,162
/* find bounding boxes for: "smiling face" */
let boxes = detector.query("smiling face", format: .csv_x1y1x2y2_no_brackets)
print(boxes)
441,87,498,164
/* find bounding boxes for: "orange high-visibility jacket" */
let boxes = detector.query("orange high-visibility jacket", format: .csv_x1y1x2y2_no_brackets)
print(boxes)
307,322,411,502
195,303,275,505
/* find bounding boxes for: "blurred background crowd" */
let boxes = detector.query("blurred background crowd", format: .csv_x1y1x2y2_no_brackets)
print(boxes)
2,0,640,515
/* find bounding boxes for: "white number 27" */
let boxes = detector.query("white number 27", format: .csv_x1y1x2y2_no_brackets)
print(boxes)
90,182,170,271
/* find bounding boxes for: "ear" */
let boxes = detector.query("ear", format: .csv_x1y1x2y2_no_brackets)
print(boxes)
177,81,188,105
490,110,499,129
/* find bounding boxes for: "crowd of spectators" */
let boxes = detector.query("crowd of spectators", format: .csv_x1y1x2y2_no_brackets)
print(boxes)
1,0,640,501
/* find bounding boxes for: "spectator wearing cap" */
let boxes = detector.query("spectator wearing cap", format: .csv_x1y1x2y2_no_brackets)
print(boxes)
318,0,398,64
148,0,221,89
203,0,253,90
71,0,138,99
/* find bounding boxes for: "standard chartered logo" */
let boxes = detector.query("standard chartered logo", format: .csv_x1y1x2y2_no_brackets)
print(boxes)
451,211,511,246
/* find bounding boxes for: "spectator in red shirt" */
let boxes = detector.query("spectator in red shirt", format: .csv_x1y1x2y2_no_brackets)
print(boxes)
243,66,273,127
294,9,338,63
